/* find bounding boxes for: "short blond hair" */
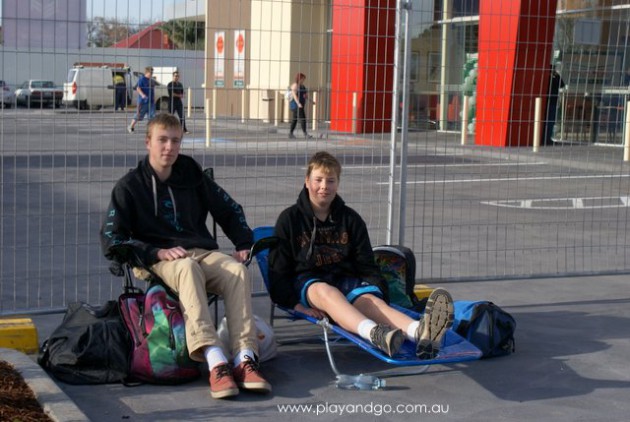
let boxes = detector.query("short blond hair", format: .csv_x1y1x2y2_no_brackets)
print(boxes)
146,113,182,138
306,151,341,179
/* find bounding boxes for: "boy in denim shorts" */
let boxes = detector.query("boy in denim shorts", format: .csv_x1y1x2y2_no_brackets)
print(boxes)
128,66,156,133
269,151,454,358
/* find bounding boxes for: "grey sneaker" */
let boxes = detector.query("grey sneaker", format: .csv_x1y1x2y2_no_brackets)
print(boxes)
127,124,134,134
370,324,404,357
415,288,454,359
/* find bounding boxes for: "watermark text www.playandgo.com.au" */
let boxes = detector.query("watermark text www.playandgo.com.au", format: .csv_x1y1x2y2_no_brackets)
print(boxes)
277,401,450,416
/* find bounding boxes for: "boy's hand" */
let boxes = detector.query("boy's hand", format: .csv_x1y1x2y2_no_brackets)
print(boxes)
294,303,326,320
232,249,249,263
157,246,188,261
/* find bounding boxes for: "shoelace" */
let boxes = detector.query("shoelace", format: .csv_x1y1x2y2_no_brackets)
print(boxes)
241,355,260,373
214,363,232,380
370,324,391,344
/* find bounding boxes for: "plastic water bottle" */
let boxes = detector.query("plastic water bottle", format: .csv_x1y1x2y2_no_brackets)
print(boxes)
335,374,386,390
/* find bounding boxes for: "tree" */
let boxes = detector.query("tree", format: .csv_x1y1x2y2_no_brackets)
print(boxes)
87,17,139,48
160,20,205,50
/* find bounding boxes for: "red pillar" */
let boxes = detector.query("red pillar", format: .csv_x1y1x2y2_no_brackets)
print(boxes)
330,0,396,133
476,1,557,147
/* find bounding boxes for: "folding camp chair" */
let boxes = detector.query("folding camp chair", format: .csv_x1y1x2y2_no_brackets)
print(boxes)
107,167,223,322
250,226,482,388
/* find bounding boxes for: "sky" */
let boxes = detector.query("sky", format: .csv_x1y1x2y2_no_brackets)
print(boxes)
0,0,183,24
85,0,179,23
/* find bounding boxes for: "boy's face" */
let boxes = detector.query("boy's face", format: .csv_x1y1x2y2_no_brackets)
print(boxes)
305,167,339,211
145,124,183,172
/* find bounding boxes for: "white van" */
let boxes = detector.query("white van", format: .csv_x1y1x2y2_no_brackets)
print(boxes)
63,65,170,111
63,66,120,110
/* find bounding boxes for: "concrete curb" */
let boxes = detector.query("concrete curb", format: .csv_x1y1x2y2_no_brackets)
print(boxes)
0,348,89,422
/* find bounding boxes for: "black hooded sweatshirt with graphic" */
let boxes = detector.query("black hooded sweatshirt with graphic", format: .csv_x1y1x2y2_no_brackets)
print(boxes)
100,154,252,267
268,186,386,309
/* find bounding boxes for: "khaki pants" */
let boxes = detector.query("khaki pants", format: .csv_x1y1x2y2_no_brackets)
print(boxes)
134,249,257,362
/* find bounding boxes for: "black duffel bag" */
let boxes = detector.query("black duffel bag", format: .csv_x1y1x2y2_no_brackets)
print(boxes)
38,300,130,384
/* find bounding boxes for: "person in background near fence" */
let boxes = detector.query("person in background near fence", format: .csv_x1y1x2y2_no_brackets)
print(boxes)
101,113,271,399
543,65,565,146
289,72,313,139
167,71,189,134
268,151,454,359
128,66,156,134
113,73,126,111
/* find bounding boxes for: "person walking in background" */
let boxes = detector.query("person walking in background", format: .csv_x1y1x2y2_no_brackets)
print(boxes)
543,65,565,146
128,66,156,134
167,71,189,134
113,73,127,111
289,72,313,139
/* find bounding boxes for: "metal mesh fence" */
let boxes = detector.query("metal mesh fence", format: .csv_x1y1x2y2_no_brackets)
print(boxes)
2,0,630,315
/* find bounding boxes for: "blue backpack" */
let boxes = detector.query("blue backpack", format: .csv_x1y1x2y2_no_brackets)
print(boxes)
373,245,418,309
452,300,516,358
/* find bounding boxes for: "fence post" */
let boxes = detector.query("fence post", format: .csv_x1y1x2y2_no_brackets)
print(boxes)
533,97,542,152
461,95,469,145
274,90,281,127
312,91,318,132
241,89,248,123
352,92,358,134
205,97,211,148
186,87,192,118
624,101,630,162
212,89,217,120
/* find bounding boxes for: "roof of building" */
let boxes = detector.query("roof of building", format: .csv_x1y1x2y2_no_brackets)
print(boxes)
112,21,173,50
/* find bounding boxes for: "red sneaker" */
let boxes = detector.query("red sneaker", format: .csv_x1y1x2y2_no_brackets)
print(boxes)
209,363,239,399
232,355,272,393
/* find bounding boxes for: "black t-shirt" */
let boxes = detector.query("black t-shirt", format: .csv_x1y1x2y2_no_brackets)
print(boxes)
167,81,184,103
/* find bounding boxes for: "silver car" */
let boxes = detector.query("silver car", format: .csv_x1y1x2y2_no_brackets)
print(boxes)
14,80,63,108
0,80,15,108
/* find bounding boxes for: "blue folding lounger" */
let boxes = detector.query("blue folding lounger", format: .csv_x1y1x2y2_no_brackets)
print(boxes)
251,226,482,387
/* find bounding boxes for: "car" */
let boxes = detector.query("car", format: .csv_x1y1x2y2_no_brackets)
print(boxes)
14,80,63,108
0,80,15,108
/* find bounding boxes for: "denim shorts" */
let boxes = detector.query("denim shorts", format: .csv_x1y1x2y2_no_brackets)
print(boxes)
135,100,155,121
296,272,384,308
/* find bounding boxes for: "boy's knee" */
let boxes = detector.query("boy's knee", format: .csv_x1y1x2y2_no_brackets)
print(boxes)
175,256,199,271
221,261,250,288
169,257,204,282
308,282,338,302
355,293,383,307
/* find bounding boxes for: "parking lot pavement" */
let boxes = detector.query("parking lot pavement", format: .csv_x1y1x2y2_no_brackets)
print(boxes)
3,108,630,421
12,274,629,422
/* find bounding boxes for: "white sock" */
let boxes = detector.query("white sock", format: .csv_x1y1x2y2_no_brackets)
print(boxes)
234,349,256,367
406,320,421,342
204,346,228,370
357,319,378,341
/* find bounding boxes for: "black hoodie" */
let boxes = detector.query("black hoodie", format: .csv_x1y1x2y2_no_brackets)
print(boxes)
100,154,252,267
268,186,386,309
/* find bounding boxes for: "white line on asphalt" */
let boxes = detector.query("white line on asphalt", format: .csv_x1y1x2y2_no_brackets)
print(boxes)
342,161,547,170
377,173,630,185
292,162,548,171
482,196,630,210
